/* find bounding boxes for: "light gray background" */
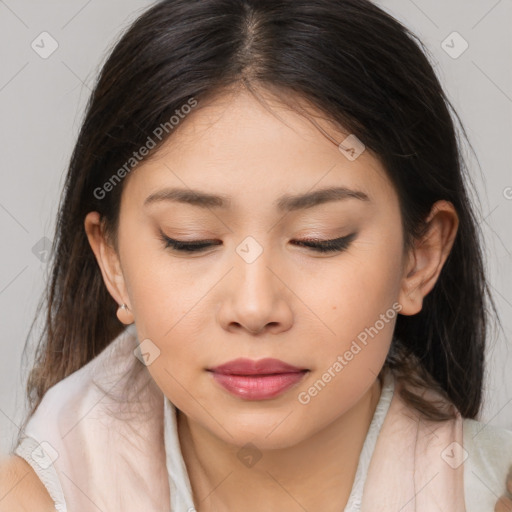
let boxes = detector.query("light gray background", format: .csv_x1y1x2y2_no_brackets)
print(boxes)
1,0,511,456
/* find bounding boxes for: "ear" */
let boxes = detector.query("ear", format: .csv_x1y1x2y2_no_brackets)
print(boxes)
84,211,134,325
398,200,459,315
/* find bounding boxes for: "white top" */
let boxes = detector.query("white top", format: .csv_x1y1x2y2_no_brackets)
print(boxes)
12,324,512,511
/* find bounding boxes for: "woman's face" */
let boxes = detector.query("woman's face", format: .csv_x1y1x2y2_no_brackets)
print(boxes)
96,89,411,449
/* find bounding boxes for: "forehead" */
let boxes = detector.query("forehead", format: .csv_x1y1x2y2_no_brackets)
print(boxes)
122,88,395,213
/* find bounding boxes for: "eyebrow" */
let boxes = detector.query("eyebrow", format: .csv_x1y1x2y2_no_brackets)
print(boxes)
143,186,370,212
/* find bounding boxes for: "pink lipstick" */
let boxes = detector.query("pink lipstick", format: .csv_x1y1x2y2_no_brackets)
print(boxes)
208,358,308,400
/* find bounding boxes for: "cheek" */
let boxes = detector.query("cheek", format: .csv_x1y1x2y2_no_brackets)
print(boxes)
306,231,403,334
120,245,206,384
295,259,399,416
122,233,198,326
132,301,207,411
295,231,402,390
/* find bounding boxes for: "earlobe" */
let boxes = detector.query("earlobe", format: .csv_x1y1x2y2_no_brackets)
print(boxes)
398,200,459,316
116,303,134,325
84,211,134,324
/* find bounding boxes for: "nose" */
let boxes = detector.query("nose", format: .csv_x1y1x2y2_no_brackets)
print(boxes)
216,247,294,336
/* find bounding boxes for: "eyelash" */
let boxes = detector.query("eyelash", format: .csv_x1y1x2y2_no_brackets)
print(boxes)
159,233,356,254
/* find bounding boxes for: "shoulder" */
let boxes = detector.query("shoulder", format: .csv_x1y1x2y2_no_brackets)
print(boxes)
463,418,512,510
0,455,56,511
1,327,136,512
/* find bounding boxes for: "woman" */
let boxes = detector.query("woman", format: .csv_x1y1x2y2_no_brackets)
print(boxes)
1,0,511,510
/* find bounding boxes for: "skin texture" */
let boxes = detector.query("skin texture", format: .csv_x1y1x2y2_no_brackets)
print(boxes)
83,87,460,511
496,496,512,512
0,455,56,511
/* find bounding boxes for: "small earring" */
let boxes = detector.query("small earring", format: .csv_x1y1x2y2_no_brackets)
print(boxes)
117,302,133,325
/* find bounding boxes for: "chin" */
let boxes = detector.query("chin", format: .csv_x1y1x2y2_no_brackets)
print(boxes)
214,415,311,452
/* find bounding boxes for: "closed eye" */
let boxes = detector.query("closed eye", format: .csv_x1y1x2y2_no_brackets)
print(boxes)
159,233,357,254
291,233,356,253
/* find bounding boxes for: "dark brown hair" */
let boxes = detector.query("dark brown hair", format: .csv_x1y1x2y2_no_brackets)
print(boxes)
17,0,500,446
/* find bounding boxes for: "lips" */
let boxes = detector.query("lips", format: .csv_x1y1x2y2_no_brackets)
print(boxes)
207,358,309,400
208,358,306,376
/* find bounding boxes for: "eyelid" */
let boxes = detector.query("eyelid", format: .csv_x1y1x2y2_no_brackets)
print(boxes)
158,231,356,254
161,235,220,250
291,233,356,253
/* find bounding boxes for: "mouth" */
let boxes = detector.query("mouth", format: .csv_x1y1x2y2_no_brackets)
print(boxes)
207,358,309,400
208,357,308,375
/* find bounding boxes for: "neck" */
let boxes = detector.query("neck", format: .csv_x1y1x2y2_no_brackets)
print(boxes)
177,376,383,512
